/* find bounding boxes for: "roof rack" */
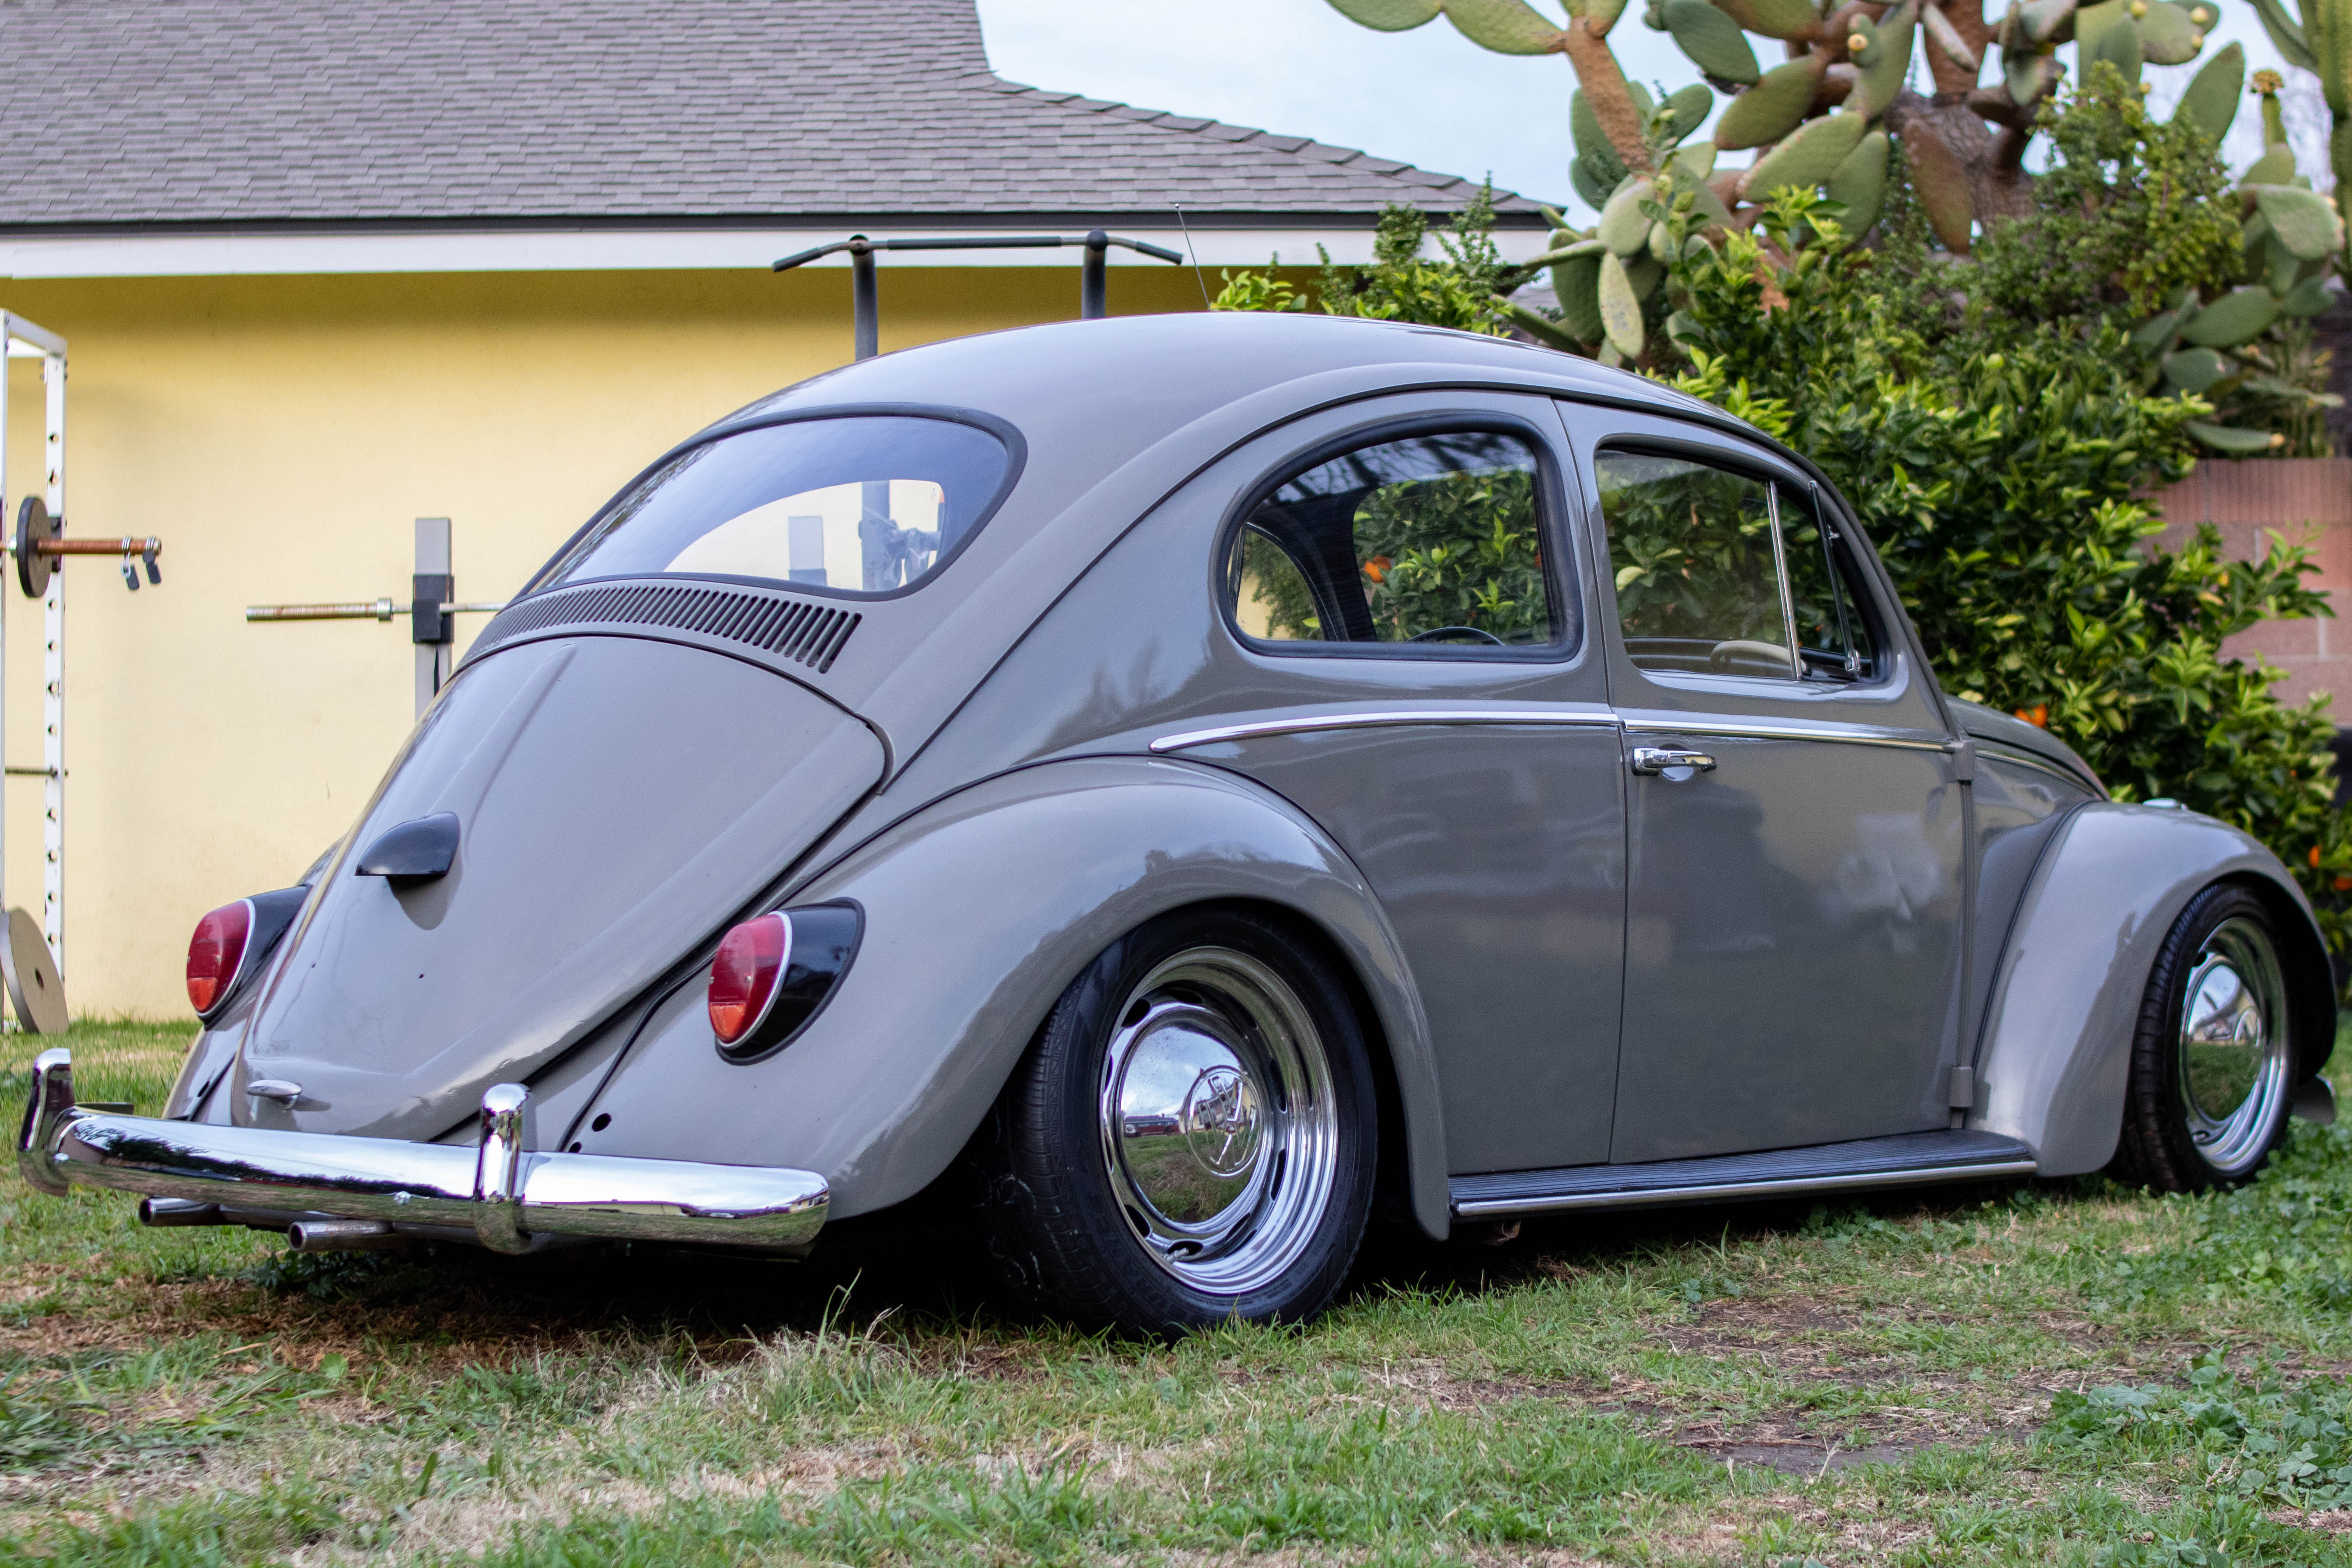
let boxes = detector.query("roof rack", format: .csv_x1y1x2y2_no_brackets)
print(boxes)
773,230,1187,360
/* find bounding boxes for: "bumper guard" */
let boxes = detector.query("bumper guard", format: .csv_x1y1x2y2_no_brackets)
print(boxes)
16,1049,827,1254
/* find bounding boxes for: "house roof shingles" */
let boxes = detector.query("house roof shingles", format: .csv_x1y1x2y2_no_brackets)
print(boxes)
0,0,1542,230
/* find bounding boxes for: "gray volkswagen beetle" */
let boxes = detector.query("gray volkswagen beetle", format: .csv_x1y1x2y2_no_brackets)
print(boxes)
19,313,2340,1333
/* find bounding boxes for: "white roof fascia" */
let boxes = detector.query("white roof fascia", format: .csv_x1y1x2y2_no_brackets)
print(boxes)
0,225,1561,281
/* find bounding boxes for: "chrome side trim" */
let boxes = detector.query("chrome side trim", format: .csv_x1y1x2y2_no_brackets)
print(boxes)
1150,709,1619,753
1452,1158,2038,1218
1977,744,2100,793
1620,715,1951,752
18,1051,827,1253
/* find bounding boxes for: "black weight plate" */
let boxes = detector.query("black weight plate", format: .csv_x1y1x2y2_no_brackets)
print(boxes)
14,496,53,600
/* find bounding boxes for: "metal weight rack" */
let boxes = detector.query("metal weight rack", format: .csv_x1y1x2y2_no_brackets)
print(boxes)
0,311,171,1012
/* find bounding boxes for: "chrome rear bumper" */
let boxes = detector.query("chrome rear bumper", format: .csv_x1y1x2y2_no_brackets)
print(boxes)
15,1049,827,1254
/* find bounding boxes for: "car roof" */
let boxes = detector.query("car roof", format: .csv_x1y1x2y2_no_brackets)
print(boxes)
699,312,1712,461
507,314,1819,770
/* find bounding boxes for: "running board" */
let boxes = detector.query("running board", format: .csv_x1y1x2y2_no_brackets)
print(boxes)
1449,1130,2036,1219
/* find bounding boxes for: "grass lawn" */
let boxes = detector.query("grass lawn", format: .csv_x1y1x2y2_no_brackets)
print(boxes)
6,1024,2352,1564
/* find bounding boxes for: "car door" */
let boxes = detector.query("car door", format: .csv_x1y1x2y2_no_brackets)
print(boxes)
1185,397,1627,1176
1563,406,1967,1164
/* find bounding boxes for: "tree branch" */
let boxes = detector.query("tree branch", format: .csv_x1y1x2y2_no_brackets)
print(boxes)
1966,84,2037,130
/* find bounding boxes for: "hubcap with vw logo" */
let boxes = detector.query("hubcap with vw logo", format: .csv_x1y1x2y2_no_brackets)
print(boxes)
1098,946,1339,1294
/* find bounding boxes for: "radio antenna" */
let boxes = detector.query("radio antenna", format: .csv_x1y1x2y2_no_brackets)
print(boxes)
1172,203,1212,309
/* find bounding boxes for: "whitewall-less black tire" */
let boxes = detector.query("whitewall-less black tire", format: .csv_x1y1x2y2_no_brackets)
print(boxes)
2111,883,2298,1192
975,905,1377,1334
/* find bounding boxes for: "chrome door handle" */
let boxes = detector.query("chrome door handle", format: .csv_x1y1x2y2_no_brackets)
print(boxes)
1630,746,1717,776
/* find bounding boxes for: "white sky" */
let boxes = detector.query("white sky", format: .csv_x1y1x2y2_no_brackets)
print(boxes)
975,0,2329,223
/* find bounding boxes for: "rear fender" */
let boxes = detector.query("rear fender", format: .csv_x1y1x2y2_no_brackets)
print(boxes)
568,756,1452,1236
1974,803,2334,1174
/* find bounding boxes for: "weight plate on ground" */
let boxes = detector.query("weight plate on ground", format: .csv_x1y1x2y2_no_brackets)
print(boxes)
14,496,55,600
0,907,66,1034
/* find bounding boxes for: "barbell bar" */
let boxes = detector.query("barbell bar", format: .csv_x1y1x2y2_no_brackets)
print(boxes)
12,498,163,597
243,601,505,623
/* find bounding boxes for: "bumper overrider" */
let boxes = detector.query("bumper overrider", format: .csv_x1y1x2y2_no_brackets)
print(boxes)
15,1050,827,1254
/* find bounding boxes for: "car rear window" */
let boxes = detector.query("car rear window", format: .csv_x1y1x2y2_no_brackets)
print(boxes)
543,415,1013,596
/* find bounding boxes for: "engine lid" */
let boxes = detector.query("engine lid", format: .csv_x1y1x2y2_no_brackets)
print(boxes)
238,635,884,1140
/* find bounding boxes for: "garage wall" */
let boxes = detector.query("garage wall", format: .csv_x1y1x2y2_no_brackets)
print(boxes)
0,263,1209,1016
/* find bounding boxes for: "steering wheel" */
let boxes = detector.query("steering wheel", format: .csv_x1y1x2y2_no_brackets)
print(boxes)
1707,639,1796,674
1409,625,1505,646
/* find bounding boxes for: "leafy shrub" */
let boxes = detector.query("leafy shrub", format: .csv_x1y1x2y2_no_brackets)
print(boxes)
1211,188,1514,335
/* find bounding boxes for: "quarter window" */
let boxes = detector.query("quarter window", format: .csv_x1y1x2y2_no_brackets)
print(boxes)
1224,430,1561,650
1596,450,1874,682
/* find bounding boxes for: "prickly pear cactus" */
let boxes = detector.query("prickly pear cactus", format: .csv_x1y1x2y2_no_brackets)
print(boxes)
2131,69,2348,451
1323,0,2239,355
2245,0,2352,269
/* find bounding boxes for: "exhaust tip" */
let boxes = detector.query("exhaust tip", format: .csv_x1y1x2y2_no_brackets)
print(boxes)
137,1197,222,1228
286,1219,407,1254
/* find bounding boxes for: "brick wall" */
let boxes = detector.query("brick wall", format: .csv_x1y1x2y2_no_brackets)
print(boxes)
2153,457,2352,711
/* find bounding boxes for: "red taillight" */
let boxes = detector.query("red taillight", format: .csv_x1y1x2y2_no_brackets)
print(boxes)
708,912,791,1045
186,900,252,1015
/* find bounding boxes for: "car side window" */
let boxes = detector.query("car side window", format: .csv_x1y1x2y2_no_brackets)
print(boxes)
1596,449,1797,679
1224,430,1562,650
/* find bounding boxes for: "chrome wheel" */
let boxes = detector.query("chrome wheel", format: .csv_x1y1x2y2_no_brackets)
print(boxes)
1096,946,1339,1296
2176,915,2293,1177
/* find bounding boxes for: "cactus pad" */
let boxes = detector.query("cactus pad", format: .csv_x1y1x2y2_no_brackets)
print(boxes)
1715,0,1825,39
1661,82,1716,141
1715,55,1826,148
2282,274,2335,316
1441,0,1567,52
1322,0,1443,27
2181,286,2282,347
2186,420,2283,452
1826,128,1892,237
2240,144,2300,187
1902,119,1977,251
2136,0,2204,64
1550,252,1605,343
1598,251,1648,356
1600,177,1657,253
2160,346,2230,393
2073,0,2144,81
2171,41,2243,141
1845,13,1882,63
1743,111,1870,198
1851,0,1920,117
2252,184,2344,260
1662,0,1764,83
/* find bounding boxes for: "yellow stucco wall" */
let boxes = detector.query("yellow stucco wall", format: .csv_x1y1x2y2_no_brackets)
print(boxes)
0,263,1212,1017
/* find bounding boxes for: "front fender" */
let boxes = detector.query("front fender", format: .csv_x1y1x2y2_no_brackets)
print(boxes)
569,756,1452,1236
1974,802,2334,1175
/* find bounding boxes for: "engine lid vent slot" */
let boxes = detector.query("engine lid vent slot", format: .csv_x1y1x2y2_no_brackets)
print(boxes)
467,582,860,673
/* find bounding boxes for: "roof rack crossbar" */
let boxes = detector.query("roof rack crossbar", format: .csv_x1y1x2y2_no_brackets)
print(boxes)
772,229,1187,358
